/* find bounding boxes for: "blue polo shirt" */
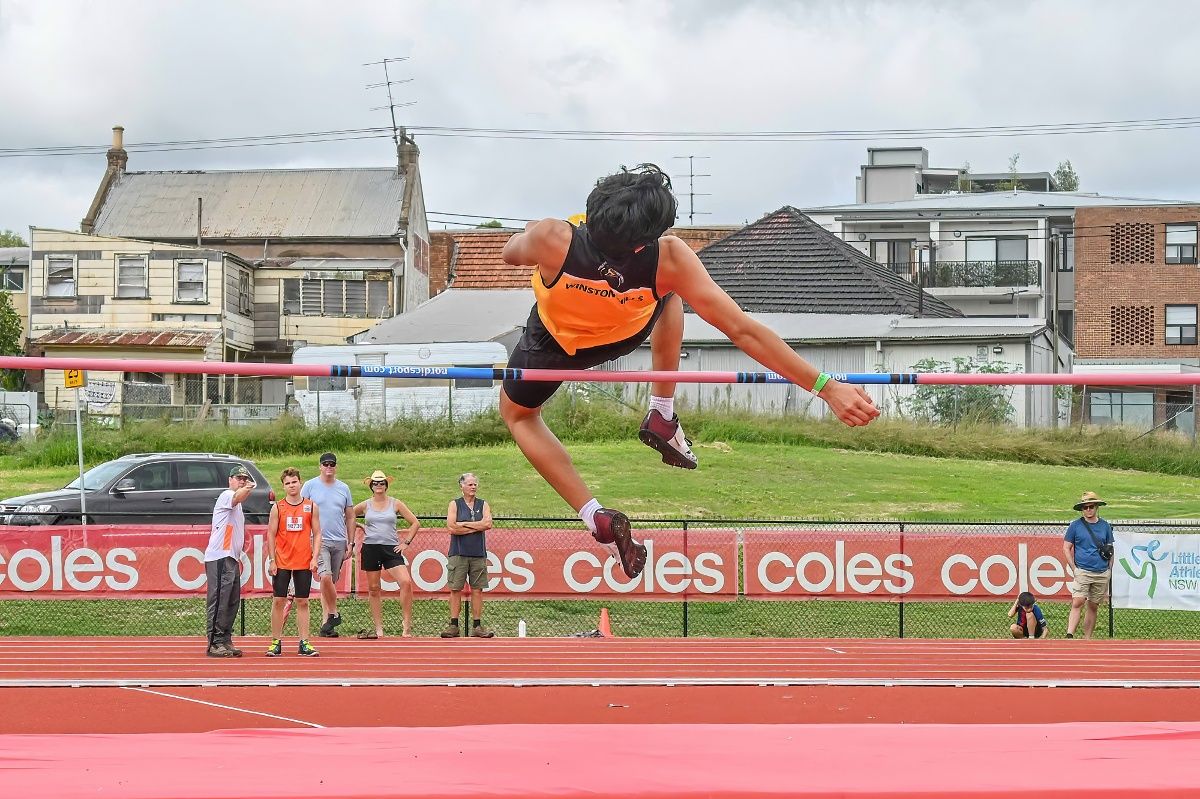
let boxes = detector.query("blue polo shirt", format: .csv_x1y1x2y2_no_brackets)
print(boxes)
1065,517,1113,573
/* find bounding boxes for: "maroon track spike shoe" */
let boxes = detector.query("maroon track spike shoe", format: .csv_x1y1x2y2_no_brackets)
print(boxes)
591,508,647,578
639,410,698,469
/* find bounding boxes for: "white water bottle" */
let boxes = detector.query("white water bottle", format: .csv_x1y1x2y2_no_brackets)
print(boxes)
517,619,527,638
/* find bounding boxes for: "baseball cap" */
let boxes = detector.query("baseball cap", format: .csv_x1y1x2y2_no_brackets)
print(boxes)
228,465,252,479
319,452,337,466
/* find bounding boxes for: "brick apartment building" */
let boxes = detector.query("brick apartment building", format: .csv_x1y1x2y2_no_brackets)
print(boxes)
1074,205,1200,433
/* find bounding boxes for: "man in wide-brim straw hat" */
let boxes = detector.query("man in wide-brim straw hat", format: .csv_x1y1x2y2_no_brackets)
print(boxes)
1062,491,1114,639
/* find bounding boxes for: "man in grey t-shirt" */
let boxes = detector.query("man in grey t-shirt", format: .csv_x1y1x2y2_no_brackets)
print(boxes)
301,452,355,637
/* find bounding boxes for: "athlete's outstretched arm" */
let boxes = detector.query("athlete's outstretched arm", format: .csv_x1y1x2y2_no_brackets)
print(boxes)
657,236,879,427
501,219,572,270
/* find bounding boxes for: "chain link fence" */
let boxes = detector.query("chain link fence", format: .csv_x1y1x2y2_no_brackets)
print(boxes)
2,517,1197,639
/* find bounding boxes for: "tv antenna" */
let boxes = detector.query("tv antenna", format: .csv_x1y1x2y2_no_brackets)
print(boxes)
364,56,415,151
672,155,711,225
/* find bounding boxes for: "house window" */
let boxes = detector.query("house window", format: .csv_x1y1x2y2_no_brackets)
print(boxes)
175,260,207,302
1055,233,1074,272
281,278,393,318
1165,304,1198,345
965,237,1028,263
238,270,252,315
870,240,914,267
45,256,77,297
1089,391,1154,430
1,268,24,292
308,376,347,391
1166,223,1198,265
115,255,149,298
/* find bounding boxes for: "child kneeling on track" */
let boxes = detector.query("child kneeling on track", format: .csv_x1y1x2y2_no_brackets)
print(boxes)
1008,591,1048,639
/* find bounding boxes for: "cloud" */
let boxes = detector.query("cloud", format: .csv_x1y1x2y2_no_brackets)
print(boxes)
2,0,1199,235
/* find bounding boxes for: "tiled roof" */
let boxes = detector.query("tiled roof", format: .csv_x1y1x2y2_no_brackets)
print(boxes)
442,226,740,290
93,169,405,239
33,329,219,348
696,207,961,317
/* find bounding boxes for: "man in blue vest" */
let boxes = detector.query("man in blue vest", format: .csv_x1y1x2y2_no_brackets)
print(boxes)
442,473,496,638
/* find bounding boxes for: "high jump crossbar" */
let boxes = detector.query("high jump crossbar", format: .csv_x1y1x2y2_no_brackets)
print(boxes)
0,355,1195,387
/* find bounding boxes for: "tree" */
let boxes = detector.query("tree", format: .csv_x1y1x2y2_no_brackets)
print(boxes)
1053,160,1080,191
898,357,1016,426
0,229,27,247
475,219,504,229
997,153,1022,191
0,291,22,390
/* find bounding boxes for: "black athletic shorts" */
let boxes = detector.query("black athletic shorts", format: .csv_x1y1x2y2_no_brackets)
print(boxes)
361,543,406,572
272,568,313,599
503,299,670,409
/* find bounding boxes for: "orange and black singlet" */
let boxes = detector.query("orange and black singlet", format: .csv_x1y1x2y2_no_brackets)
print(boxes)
274,497,315,570
531,223,661,356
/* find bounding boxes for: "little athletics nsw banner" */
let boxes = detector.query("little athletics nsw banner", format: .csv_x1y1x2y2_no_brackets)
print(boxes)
1113,530,1200,610
0,525,739,598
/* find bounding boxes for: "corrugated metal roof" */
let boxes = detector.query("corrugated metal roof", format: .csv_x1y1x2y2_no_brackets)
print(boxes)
93,169,406,239
0,247,28,266
807,190,1198,215
33,329,219,348
273,258,401,271
364,288,535,345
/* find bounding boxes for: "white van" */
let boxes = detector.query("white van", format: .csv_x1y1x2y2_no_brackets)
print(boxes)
291,342,509,426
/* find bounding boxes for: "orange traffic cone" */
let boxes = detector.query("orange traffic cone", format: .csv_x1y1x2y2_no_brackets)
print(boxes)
598,607,613,637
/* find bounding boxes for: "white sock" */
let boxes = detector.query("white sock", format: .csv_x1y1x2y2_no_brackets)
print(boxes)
649,395,674,420
579,498,601,533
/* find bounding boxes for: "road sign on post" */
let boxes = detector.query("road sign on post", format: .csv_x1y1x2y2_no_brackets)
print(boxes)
65,370,87,531
64,369,85,389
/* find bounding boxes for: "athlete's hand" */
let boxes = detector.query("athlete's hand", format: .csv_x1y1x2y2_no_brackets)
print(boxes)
309,557,318,573
267,558,277,577
819,380,880,427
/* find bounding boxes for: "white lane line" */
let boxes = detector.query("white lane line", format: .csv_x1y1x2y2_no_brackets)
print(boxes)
122,686,324,728
825,647,846,654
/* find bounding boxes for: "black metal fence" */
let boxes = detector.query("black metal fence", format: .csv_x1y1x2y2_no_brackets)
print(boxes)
1,516,1197,639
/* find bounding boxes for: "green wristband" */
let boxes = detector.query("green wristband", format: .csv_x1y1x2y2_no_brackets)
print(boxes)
811,372,832,395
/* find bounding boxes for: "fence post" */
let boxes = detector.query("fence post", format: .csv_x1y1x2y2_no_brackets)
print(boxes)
681,519,689,638
239,598,246,637
898,522,905,639
1108,577,1115,638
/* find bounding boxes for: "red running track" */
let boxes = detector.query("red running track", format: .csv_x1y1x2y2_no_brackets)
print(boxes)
3,636,1200,687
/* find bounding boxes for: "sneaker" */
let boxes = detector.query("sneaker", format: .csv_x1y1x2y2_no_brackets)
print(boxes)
297,640,320,657
1065,633,1074,639
265,638,283,657
225,644,244,657
206,643,242,658
440,623,461,639
591,508,647,578
470,624,496,639
639,410,698,470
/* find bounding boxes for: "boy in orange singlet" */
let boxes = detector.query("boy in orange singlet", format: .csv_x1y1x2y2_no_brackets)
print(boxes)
500,164,879,579
265,468,322,657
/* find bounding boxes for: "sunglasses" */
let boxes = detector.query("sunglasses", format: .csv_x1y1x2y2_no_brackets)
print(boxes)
320,462,336,467
1081,504,1099,509
370,480,387,486
233,475,250,481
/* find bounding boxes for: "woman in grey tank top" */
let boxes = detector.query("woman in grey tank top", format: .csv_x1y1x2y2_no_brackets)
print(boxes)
352,469,421,637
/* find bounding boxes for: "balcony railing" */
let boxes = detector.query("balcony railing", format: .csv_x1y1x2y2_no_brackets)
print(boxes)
887,260,1042,289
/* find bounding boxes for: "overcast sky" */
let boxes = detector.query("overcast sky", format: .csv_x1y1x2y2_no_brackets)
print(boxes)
2,0,1199,238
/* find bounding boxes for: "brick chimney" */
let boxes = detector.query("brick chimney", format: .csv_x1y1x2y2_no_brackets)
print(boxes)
81,125,129,233
107,125,128,172
397,128,420,174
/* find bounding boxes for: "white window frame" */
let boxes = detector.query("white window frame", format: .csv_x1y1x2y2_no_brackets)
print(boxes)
1166,224,1198,265
45,254,77,298
1165,304,1198,345
1,268,25,292
114,253,149,299
174,259,208,303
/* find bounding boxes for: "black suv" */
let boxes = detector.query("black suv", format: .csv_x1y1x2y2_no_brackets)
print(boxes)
0,453,274,525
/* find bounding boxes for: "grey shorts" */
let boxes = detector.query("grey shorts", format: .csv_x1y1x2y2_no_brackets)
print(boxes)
448,555,488,591
317,542,348,580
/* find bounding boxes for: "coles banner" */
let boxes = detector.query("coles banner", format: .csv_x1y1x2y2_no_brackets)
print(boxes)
743,528,1076,599
0,525,739,598
1113,531,1200,610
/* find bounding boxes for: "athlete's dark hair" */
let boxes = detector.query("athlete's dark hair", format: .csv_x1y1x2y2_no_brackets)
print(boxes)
585,163,678,258
1017,591,1036,608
